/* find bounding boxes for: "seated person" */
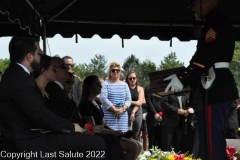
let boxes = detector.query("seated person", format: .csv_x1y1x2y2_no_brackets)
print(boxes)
78,75,142,160
44,57,126,160
0,36,105,159
63,72,76,105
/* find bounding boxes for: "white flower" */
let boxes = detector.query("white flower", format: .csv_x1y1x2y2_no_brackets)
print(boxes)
142,151,151,156
188,107,194,114
137,151,151,160
138,156,147,160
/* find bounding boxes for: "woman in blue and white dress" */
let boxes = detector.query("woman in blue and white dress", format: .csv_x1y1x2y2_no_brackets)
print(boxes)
100,62,131,132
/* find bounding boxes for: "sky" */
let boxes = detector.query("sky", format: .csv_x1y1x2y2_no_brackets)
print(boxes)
0,35,197,68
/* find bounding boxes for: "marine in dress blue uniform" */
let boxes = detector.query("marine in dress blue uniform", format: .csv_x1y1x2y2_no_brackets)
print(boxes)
164,0,238,159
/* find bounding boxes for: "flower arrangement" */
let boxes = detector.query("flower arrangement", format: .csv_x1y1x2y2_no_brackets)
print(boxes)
116,101,125,108
137,146,201,160
226,146,238,160
114,101,125,121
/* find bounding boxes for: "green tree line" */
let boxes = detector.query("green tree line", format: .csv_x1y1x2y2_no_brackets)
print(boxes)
0,52,181,86
1,42,240,88
73,51,183,87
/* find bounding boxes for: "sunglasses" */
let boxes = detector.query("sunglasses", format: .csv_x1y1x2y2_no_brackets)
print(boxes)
111,69,120,73
128,77,136,81
66,79,75,84
56,64,67,70
65,64,74,67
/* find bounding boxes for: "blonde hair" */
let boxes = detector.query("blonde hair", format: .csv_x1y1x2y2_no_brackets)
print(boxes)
98,78,104,83
107,62,121,79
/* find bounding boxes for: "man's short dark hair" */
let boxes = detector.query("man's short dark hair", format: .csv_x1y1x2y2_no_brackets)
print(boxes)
62,56,73,60
9,36,40,63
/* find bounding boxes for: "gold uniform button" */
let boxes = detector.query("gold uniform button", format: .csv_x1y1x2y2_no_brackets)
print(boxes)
185,71,187,74
190,68,193,70
180,76,182,79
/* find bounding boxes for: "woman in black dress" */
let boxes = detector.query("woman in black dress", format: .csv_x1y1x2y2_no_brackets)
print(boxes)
78,75,142,160
126,71,148,150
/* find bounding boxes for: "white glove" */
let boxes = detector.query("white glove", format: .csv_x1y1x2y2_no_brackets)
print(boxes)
164,74,183,92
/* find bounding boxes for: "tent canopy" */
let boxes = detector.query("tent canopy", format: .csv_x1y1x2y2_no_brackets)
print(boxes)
1,0,240,41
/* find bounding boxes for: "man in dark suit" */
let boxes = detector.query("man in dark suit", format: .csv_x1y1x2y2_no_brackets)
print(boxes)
45,57,81,122
0,36,105,160
62,56,82,105
144,85,162,149
160,93,189,152
45,57,126,160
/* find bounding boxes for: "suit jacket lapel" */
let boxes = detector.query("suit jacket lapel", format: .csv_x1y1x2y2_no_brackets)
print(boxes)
55,83,83,119
51,82,84,125
62,89,78,111
54,83,73,106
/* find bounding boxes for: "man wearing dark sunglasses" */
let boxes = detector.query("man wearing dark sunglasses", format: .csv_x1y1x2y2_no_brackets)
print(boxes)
63,72,75,95
62,56,82,105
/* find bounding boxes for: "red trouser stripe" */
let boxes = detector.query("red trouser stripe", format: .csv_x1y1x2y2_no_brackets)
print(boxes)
208,105,213,160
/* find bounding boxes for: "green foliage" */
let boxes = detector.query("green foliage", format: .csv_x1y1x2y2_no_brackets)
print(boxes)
159,52,184,69
230,42,240,88
0,53,182,88
122,54,140,76
122,54,142,85
88,54,108,78
72,54,108,80
0,58,10,75
122,54,157,87
140,59,157,87
235,42,240,50
73,63,91,80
